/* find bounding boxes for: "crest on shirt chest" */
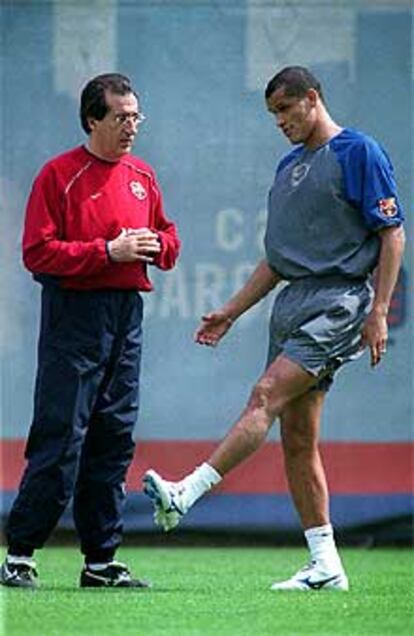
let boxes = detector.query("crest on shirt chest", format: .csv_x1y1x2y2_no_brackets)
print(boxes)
291,162,310,187
129,180,147,200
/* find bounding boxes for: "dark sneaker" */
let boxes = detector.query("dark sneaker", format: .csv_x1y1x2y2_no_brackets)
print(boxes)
80,561,151,588
0,559,39,589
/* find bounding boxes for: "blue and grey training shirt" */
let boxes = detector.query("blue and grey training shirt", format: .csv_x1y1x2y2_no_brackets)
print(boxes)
265,128,404,280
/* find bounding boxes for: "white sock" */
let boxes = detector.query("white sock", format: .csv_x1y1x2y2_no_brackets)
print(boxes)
87,562,113,571
7,554,36,566
304,524,343,572
179,462,222,511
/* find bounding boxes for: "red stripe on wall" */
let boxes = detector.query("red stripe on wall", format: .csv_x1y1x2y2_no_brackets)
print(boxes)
1,439,412,494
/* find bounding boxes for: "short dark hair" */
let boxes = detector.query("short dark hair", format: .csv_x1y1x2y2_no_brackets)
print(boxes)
80,73,138,134
265,66,325,103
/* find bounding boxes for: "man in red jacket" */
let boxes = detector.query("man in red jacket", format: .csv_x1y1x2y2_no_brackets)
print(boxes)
0,73,180,589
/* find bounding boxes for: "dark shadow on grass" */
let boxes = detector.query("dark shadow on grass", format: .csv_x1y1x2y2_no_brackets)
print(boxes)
31,585,177,593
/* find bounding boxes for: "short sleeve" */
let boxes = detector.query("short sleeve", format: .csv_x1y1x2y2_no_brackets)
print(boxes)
332,132,404,231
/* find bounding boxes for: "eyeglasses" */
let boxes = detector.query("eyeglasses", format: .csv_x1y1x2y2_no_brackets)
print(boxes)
113,112,146,126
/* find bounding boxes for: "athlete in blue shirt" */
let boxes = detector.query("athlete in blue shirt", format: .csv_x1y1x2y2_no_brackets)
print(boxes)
143,67,405,591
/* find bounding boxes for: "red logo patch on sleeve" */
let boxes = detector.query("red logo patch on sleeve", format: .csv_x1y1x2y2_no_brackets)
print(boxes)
378,197,398,218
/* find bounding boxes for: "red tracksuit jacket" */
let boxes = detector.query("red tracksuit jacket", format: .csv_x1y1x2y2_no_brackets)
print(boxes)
22,146,180,290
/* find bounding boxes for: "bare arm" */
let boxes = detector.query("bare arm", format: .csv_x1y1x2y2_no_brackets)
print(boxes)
361,225,405,366
195,259,282,346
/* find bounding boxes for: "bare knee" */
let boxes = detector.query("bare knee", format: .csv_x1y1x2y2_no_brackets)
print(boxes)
247,378,284,421
231,380,279,447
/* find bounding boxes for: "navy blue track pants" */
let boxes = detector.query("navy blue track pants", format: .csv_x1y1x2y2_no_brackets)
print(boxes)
7,285,143,562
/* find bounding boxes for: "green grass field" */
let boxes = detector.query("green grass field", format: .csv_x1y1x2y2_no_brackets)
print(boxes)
1,546,413,636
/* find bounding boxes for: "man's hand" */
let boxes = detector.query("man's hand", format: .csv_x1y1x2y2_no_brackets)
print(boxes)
360,308,388,367
193,259,280,347
194,311,234,347
107,228,161,263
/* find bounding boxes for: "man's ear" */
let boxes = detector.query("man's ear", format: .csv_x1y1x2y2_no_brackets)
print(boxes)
88,118,97,131
306,88,319,106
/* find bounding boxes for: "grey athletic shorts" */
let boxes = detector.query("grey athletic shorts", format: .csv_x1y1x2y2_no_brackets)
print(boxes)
267,276,374,391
